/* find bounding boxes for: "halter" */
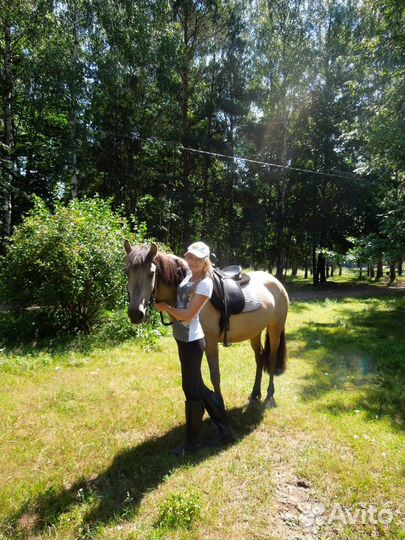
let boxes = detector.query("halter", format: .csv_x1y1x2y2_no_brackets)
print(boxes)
148,261,174,326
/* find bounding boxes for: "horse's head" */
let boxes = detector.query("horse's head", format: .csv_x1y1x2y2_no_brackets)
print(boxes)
124,241,158,324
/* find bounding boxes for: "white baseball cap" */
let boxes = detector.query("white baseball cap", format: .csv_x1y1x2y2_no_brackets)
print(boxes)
185,241,210,259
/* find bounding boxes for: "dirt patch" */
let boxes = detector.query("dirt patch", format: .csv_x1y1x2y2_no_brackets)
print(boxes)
271,465,326,540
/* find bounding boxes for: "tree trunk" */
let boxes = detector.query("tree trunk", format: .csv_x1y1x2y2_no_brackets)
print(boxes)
202,156,209,235
398,259,403,276
312,242,318,285
389,263,396,284
275,110,289,282
227,116,236,262
275,212,285,281
202,53,216,236
339,265,342,276
376,256,383,280
70,9,80,198
304,258,308,279
370,264,375,278
283,234,291,281
317,252,326,283
1,22,13,248
181,10,191,247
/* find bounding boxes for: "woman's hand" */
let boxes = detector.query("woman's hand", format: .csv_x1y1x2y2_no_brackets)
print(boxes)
155,302,169,313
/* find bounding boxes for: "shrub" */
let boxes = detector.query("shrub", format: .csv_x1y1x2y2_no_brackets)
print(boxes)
0,196,132,335
92,308,165,349
157,491,202,530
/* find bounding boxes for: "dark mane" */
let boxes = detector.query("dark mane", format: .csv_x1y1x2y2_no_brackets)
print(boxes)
126,246,188,287
155,252,188,287
126,246,151,267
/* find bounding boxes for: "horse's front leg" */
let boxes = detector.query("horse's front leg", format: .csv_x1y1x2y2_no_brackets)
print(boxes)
249,333,263,402
205,336,221,396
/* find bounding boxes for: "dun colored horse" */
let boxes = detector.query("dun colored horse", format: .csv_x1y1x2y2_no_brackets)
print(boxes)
124,242,289,407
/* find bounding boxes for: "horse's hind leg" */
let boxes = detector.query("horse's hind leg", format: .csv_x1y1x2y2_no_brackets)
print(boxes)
264,325,282,408
249,333,264,402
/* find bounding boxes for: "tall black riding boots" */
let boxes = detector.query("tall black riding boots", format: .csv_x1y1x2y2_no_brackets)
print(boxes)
173,400,204,457
202,392,236,444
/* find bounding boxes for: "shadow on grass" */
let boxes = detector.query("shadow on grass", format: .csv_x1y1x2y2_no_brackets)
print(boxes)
8,403,264,539
289,297,405,430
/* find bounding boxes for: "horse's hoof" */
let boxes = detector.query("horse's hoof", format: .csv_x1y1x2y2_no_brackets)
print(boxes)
264,397,277,409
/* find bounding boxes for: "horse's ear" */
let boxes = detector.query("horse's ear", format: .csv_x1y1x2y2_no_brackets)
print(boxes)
124,240,132,254
148,242,158,260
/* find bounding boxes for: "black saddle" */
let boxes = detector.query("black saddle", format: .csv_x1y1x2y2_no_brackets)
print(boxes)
210,265,250,347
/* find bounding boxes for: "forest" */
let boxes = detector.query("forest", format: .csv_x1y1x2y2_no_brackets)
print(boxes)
1,4,405,539
1,0,404,282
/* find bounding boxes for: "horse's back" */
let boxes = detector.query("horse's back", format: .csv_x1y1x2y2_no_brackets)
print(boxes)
248,271,289,318
201,270,288,345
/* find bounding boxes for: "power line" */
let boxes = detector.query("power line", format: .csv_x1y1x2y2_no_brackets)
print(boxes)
94,129,367,182
183,146,363,182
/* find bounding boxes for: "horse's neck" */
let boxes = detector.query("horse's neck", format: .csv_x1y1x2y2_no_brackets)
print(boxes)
155,282,177,304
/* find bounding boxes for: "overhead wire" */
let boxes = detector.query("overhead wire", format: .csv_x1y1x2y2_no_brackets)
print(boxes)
94,129,367,182
183,145,363,182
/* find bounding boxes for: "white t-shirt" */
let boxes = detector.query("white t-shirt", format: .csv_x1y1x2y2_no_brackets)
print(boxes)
172,274,213,342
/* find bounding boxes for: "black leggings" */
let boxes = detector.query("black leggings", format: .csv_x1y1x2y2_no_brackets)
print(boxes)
176,338,212,401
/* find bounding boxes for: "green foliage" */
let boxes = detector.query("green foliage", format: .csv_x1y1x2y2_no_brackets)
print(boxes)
0,197,132,335
92,308,165,349
157,491,202,531
1,0,404,281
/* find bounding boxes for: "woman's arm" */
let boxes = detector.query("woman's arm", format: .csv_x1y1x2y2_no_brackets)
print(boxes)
155,294,209,322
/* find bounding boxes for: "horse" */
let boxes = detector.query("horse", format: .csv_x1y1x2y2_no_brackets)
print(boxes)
124,241,289,407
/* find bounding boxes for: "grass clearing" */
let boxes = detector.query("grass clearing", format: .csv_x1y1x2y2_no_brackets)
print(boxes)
0,295,404,539
284,267,405,292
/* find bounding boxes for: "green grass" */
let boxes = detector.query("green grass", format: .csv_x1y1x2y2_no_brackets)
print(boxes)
0,296,404,539
284,267,405,292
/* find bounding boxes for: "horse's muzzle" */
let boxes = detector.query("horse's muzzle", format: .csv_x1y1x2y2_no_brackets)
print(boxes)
128,306,145,324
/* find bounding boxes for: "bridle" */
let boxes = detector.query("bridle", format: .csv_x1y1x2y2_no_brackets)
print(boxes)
148,261,174,326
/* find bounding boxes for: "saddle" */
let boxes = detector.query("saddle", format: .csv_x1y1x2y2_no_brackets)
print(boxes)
210,265,250,347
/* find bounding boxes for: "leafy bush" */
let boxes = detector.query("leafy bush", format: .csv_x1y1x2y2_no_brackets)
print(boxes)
157,491,202,530
92,308,165,349
0,197,131,335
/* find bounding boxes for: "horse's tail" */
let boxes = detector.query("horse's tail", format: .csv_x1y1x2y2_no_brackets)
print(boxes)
263,329,287,375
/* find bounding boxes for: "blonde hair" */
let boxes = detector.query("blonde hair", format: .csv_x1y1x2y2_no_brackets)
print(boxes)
201,256,213,278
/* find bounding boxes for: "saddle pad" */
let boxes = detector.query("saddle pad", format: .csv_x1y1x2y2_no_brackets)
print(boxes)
241,279,262,313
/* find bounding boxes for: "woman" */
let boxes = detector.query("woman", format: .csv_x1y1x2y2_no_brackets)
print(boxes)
156,241,234,455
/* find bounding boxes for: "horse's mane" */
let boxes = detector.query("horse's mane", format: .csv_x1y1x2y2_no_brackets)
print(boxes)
156,253,188,286
126,246,150,267
126,246,188,287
